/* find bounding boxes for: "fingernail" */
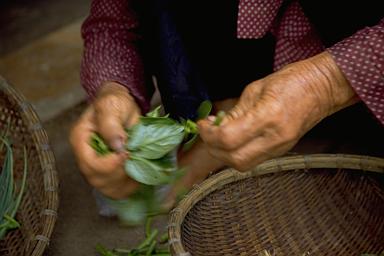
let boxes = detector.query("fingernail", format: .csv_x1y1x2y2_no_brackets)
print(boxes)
111,137,125,153
207,115,216,122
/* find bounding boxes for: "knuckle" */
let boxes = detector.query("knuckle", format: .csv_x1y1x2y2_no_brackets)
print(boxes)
217,128,237,149
227,106,243,120
243,83,257,95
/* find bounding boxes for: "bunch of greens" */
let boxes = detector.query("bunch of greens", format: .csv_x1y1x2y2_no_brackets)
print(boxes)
90,101,213,224
96,217,169,256
0,136,27,239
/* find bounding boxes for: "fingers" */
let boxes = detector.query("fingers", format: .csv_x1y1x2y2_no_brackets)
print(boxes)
198,81,268,151
69,82,143,199
94,82,141,152
70,105,139,199
74,128,139,199
198,104,267,150
71,117,126,174
94,95,129,153
205,133,297,171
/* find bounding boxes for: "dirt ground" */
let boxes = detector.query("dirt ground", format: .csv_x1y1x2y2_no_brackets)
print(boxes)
0,0,383,255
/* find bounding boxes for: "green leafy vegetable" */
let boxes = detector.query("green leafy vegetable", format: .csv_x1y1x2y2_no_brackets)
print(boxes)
95,244,118,256
103,185,159,226
213,111,225,126
180,100,211,151
91,133,112,155
0,137,27,239
196,100,212,120
96,217,170,256
125,156,175,186
90,101,214,225
127,121,184,160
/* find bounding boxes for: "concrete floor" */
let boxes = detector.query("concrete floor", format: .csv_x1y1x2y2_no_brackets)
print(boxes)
0,0,383,255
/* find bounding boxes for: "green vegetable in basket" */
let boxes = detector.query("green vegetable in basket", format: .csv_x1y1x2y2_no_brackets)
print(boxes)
0,137,27,239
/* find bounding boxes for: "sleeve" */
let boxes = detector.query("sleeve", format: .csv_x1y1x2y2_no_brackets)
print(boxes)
327,18,384,125
80,0,153,113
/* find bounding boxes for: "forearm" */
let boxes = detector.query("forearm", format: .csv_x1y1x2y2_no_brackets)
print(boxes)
80,0,153,113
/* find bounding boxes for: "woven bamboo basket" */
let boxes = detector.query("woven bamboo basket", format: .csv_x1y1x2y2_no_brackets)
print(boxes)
169,154,384,256
0,76,59,255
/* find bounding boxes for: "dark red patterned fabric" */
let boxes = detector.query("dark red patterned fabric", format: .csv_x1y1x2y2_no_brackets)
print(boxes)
81,0,384,124
328,19,384,124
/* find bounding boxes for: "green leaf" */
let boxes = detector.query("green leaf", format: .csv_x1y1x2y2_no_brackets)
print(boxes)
139,116,175,126
214,111,226,126
183,119,198,135
90,133,111,155
146,106,162,117
127,121,184,159
12,147,27,217
125,156,175,185
105,195,148,226
182,133,198,152
95,244,118,256
0,138,26,239
146,106,170,118
196,100,212,120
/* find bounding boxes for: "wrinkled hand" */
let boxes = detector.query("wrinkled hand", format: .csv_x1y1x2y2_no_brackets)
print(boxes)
198,52,358,171
161,98,237,210
70,82,141,199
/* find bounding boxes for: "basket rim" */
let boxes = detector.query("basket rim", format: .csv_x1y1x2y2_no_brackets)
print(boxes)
168,153,384,256
0,76,59,256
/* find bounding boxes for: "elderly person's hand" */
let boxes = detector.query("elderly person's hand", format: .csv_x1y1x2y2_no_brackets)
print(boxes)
198,52,359,171
70,82,141,199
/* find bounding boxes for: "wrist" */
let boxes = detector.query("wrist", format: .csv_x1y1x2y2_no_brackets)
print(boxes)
98,81,138,106
98,81,131,97
305,52,359,115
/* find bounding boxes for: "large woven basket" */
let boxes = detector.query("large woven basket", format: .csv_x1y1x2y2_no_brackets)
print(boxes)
0,76,59,255
169,154,384,256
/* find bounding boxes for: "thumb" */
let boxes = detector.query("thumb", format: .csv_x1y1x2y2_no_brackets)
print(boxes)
93,82,141,153
198,103,267,150
95,109,127,153
93,94,130,153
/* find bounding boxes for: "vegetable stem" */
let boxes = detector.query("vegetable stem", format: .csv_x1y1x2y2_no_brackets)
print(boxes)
145,217,153,237
138,229,159,250
145,240,157,256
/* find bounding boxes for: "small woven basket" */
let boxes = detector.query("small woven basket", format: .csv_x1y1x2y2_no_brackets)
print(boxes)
0,76,59,255
169,154,384,256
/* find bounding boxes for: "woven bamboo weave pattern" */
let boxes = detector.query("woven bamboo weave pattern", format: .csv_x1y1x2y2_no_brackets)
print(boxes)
169,154,384,256
0,76,58,256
